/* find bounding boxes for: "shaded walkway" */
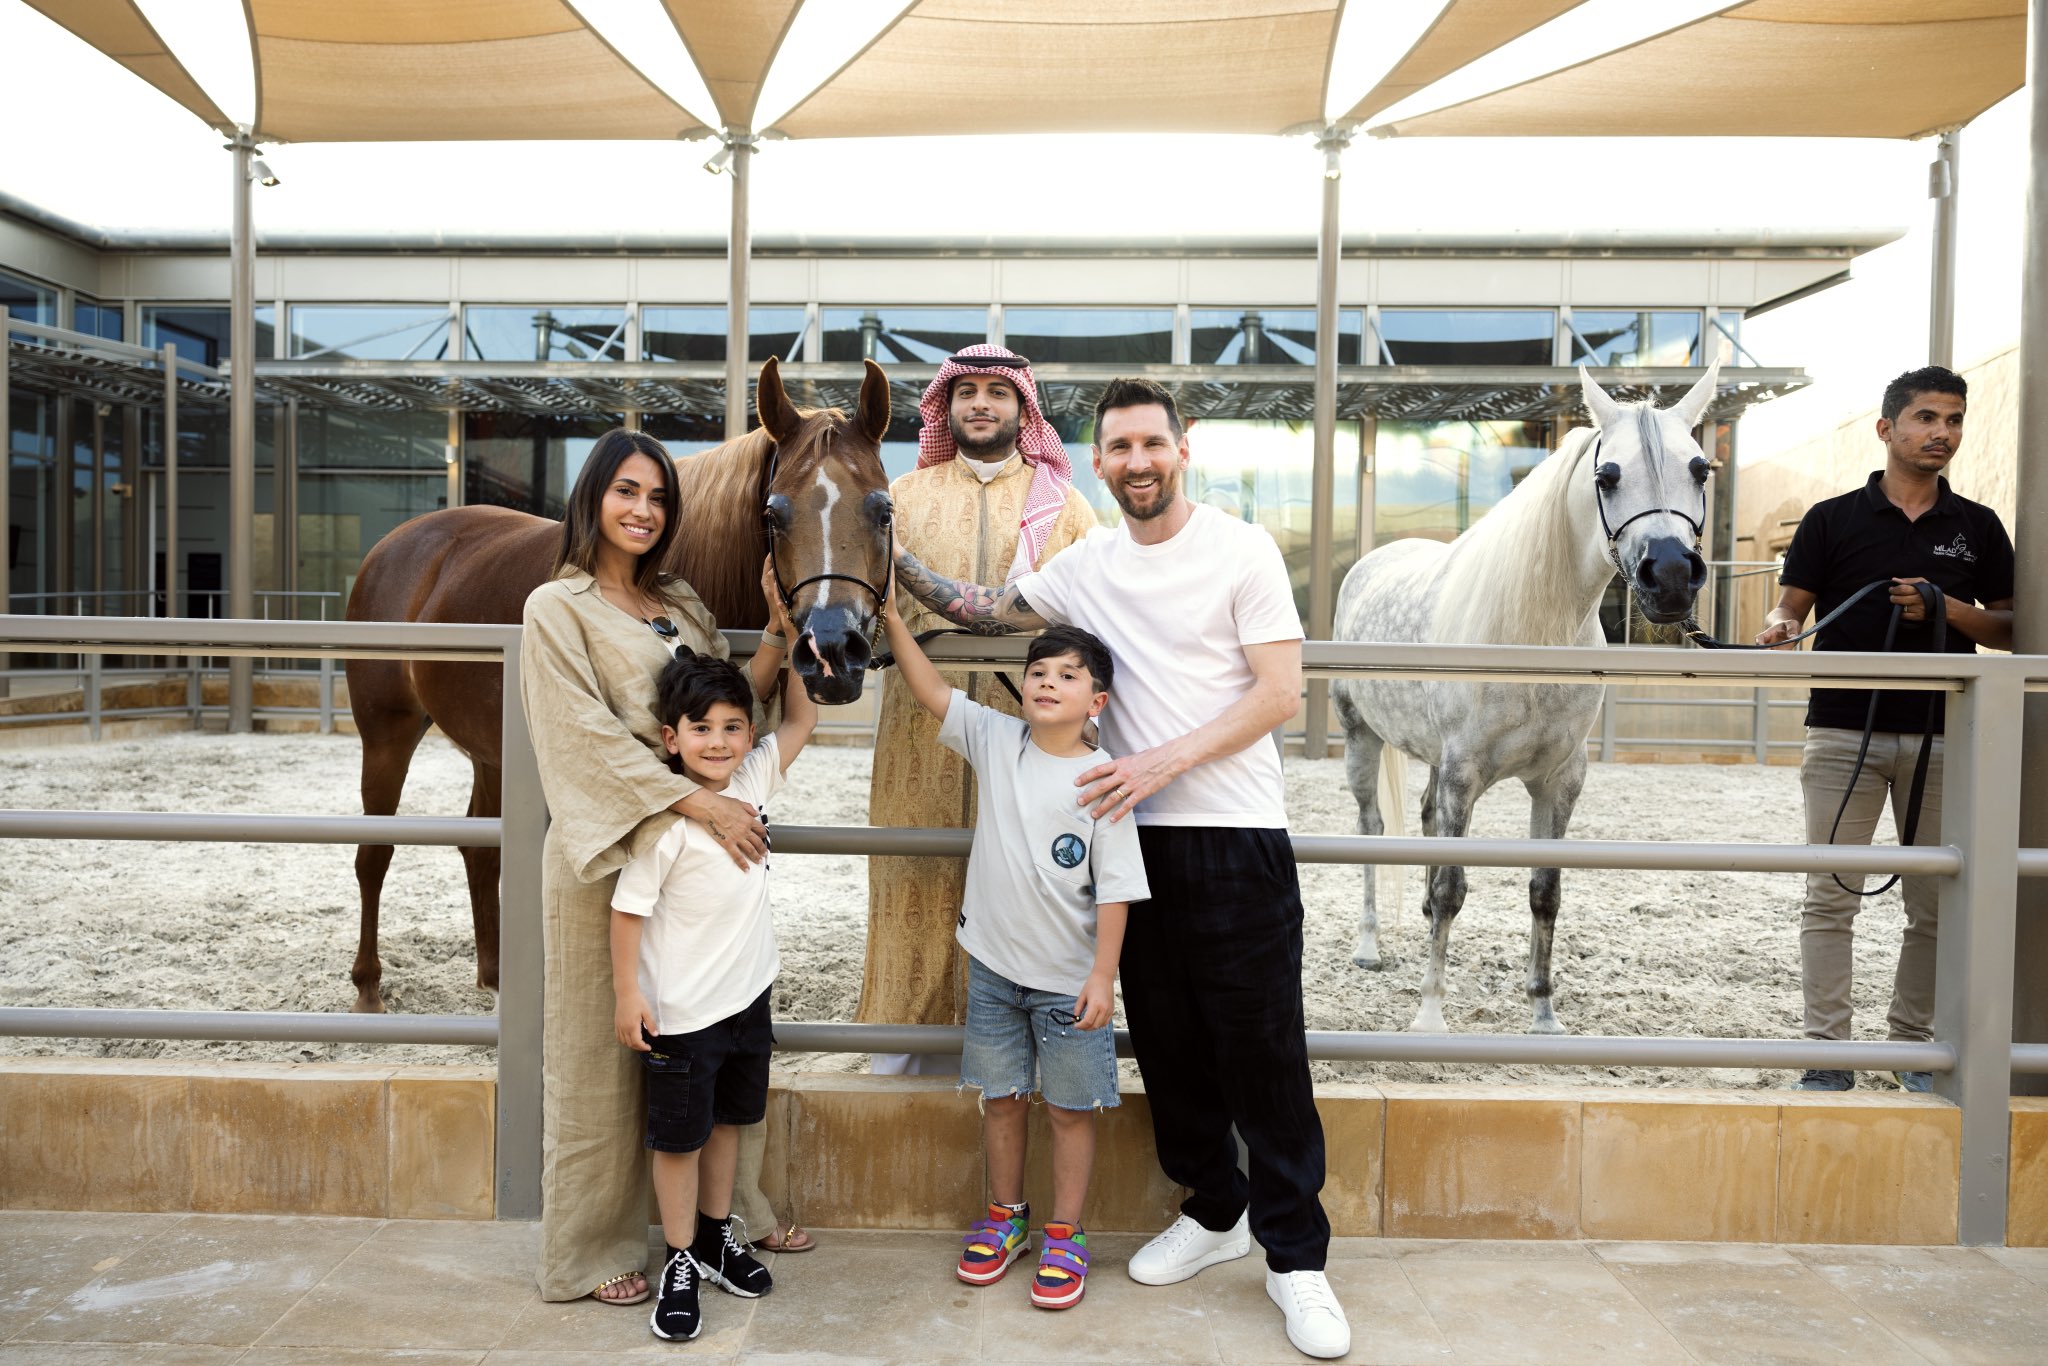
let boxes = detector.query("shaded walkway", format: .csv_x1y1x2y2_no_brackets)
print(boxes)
4,1211,2046,1363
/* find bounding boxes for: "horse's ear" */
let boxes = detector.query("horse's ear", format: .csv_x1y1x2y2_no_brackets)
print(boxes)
858,359,891,443
755,355,803,445
1579,365,1625,431
1670,361,1720,430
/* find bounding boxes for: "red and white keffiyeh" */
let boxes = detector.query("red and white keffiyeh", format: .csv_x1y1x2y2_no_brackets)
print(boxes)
917,344,1074,583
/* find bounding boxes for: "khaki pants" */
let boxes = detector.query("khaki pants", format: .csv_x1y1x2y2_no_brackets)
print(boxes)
1799,726,1944,1043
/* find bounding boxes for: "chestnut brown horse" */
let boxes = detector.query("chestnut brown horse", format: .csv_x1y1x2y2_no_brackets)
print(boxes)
343,357,892,1012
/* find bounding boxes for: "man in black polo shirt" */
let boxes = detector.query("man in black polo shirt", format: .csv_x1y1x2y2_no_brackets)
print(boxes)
1756,365,2014,1092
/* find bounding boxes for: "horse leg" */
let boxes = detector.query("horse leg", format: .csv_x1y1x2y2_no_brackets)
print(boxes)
1410,761,1477,1033
352,709,429,1014
1342,725,1388,969
460,761,503,994
1523,758,1587,1036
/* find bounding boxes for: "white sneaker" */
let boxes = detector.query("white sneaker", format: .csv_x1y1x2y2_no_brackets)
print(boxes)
1266,1268,1350,1359
1126,1212,1251,1285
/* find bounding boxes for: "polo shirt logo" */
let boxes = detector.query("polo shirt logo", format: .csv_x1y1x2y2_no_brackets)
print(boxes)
1931,534,1976,563
1050,833,1086,869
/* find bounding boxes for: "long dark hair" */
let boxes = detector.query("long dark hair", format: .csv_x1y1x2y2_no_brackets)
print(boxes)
553,428,681,594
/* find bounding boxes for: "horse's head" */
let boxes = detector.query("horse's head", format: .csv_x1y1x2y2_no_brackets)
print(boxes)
757,355,893,706
1580,364,1718,625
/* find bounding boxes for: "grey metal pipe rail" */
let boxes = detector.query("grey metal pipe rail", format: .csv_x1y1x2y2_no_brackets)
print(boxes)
0,810,496,846
771,824,1962,876
0,1007,496,1046
1,615,519,663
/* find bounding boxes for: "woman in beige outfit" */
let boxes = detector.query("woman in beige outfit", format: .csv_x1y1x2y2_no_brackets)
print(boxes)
521,429,804,1305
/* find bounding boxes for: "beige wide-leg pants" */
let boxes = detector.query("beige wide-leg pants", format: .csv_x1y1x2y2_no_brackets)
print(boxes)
1798,726,1945,1044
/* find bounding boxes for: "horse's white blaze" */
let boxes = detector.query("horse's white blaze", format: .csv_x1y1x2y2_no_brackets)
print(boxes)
811,464,844,607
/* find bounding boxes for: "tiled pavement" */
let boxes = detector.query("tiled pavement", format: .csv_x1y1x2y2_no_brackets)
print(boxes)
4,1211,2047,1364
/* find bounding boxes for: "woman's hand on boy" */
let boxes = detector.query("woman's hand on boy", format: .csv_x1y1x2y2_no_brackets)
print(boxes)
1073,972,1115,1031
615,992,657,1051
676,790,769,869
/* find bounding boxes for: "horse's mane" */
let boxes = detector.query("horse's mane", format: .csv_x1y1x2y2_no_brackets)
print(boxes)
1430,425,1601,647
668,427,776,629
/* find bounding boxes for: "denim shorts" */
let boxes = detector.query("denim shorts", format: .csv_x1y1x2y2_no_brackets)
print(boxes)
641,985,773,1154
960,956,1119,1112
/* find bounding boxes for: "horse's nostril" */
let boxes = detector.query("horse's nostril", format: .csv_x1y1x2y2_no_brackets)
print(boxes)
842,630,873,672
789,637,821,676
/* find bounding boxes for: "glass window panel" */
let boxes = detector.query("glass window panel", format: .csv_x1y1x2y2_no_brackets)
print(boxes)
820,307,986,363
1374,420,1551,544
641,306,807,363
298,409,448,470
464,306,627,362
1189,308,1362,365
141,305,276,365
3,269,57,344
462,413,622,517
1379,310,1554,366
1710,311,1743,366
74,296,123,342
638,410,731,458
1002,308,1173,365
295,471,450,615
1570,310,1701,367
290,305,450,360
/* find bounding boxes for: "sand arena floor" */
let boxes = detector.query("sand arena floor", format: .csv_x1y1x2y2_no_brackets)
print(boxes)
0,731,1924,1089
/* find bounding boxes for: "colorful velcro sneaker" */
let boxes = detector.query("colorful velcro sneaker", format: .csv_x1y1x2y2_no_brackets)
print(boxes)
1029,1223,1090,1309
957,1202,1030,1285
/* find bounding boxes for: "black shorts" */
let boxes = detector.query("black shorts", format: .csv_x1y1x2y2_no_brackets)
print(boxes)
641,985,774,1154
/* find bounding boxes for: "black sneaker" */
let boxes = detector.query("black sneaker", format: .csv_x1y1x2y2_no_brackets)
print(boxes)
649,1247,702,1341
1795,1069,1853,1092
692,1214,774,1298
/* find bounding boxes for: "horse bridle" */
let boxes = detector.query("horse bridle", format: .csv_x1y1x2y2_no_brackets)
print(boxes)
1588,418,1711,573
760,444,892,649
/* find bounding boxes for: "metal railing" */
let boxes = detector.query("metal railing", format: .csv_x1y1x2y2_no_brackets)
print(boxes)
1,623,2044,1244
0,614,545,1219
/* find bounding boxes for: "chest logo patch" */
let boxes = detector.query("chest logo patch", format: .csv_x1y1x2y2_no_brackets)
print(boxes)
1931,534,1976,563
1050,833,1086,869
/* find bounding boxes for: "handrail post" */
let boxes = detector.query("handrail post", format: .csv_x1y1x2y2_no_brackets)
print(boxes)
496,627,546,1219
319,655,335,735
1752,686,1769,765
1600,684,1616,761
86,652,102,742
1932,663,2025,1245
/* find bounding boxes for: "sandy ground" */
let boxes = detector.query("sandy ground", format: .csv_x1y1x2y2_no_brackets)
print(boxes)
0,732,1923,1089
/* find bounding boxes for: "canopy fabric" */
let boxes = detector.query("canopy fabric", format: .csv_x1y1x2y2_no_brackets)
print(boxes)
23,0,229,131
1370,0,2025,141
27,0,1609,143
1340,0,1584,124
662,0,802,131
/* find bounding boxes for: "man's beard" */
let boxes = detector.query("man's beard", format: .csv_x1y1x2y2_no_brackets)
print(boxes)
1110,470,1177,521
951,413,1020,460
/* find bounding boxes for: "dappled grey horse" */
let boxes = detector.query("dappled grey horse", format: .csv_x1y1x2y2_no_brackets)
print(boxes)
1332,366,1719,1033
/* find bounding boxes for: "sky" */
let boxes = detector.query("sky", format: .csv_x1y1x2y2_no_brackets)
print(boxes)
0,1,2029,465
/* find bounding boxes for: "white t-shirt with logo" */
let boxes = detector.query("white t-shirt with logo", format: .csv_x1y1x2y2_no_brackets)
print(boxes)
611,736,784,1037
938,692,1151,996
1012,502,1301,828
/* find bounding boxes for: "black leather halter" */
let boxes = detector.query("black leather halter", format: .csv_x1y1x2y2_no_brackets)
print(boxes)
760,443,891,636
1589,432,1711,573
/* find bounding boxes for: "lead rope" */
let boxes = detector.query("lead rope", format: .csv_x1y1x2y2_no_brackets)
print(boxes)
1681,579,1945,897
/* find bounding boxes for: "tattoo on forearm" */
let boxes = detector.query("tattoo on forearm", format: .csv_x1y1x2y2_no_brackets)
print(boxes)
894,550,1020,634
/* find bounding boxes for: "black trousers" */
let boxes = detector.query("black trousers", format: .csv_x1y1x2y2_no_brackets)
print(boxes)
1122,825,1329,1272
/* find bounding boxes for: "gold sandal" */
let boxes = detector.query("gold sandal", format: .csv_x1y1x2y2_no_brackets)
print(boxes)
590,1271,651,1305
758,1222,815,1254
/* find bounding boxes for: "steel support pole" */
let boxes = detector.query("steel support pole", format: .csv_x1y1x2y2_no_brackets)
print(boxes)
1929,128,1961,368
445,411,462,510
162,342,179,618
496,629,546,1219
2014,0,2048,1097
228,131,257,730
89,404,105,611
1,335,10,696
1304,126,1350,759
724,131,754,442
1933,667,2024,1244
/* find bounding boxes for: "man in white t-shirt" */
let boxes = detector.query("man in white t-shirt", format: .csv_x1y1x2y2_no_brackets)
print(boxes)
890,378,1349,1360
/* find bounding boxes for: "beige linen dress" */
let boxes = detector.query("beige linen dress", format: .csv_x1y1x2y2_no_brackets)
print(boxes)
859,455,1098,1026
522,566,777,1301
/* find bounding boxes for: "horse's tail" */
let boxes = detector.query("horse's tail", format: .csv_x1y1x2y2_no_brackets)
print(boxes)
1377,746,1408,924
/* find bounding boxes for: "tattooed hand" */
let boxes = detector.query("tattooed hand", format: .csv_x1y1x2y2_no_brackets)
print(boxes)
891,545,1048,633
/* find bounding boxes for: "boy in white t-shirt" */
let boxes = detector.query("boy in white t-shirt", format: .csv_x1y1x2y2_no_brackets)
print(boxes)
610,650,815,1342
880,607,1149,1310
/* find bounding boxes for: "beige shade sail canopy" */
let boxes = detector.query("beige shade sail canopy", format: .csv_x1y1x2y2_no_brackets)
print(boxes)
22,0,229,130
1369,0,2025,141
28,0,1595,142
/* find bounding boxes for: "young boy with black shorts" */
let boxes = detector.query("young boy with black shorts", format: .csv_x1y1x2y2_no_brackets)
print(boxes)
881,608,1149,1310
610,650,816,1341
